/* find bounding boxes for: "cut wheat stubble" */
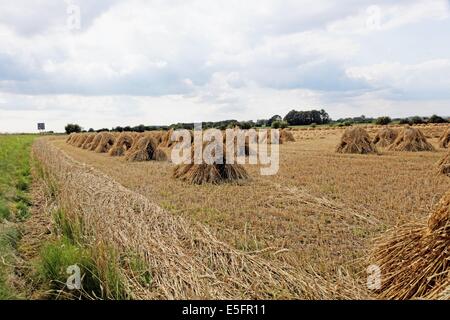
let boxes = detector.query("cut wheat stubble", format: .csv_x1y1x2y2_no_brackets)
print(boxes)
32,138,353,299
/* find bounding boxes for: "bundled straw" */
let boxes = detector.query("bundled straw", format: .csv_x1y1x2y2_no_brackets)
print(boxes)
81,133,96,150
109,132,135,156
256,129,280,145
173,142,249,184
94,132,116,153
336,127,378,154
71,134,83,146
156,129,193,161
66,133,77,144
280,129,296,143
370,190,450,299
388,126,435,152
154,147,172,162
373,127,398,148
69,133,82,146
89,134,103,151
74,134,89,148
439,127,450,148
146,131,165,145
124,134,158,161
159,129,175,148
438,151,450,177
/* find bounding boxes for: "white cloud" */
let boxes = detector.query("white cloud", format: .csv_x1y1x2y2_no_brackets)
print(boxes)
346,59,450,99
0,0,449,132
327,0,450,35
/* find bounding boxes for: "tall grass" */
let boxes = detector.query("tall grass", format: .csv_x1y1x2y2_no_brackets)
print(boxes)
0,135,35,299
33,208,130,299
35,235,129,299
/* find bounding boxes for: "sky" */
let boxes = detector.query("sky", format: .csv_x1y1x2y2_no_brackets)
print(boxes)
0,0,449,133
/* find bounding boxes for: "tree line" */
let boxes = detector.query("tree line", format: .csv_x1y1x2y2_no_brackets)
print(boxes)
64,110,448,134
335,114,448,126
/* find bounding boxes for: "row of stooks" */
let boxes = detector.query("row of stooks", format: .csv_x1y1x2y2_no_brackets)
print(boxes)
334,125,450,299
66,129,296,184
67,127,450,299
336,125,450,177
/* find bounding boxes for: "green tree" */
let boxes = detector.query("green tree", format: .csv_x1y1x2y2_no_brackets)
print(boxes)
375,116,392,125
319,109,331,124
428,114,447,124
132,124,146,132
280,121,289,129
256,119,268,127
239,121,255,129
399,118,412,125
267,115,282,126
284,109,330,125
271,120,282,129
411,116,424,124
65,124,82,134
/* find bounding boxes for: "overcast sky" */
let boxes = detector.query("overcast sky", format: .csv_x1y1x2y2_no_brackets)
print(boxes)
0,0,449,132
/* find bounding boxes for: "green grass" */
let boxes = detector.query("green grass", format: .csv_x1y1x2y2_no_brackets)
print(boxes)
34,208,130,299
0,199,11,220
0,134,35,299
35,236,103,298
35,236,130,299
0,225,22,299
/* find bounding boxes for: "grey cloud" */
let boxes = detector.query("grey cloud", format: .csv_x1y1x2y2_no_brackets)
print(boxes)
0,0,448,106
245,60,369,92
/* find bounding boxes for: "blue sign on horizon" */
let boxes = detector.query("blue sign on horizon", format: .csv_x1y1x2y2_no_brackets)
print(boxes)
38,123,45,130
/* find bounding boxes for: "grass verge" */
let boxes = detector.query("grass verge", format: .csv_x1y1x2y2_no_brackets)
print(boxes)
33,207,130,299
30,167,150,300
0,134,35,299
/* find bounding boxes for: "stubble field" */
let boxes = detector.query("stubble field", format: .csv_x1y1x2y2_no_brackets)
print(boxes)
47,125,449,298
